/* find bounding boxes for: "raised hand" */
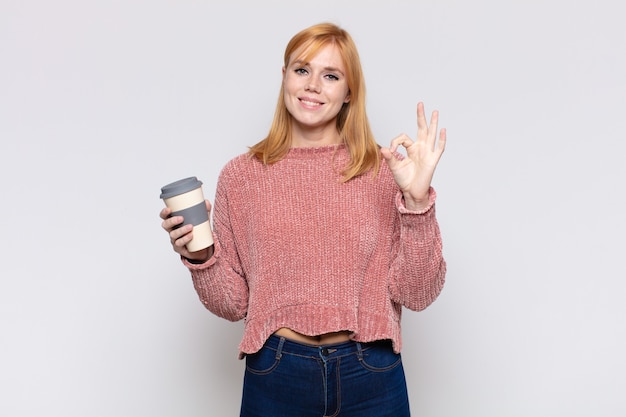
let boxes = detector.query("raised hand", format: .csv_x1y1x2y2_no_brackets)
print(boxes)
380,102,446,211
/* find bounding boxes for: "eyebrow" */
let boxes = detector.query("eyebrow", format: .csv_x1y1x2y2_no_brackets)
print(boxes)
292,60,345,76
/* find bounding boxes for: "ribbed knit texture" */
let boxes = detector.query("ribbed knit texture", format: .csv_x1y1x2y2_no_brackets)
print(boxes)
184,144,446,357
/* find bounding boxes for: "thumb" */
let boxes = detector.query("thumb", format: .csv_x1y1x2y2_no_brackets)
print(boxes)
380,147,394,163
380,147,403,169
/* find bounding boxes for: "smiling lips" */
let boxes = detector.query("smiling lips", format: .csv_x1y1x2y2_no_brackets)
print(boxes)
299,97,323,108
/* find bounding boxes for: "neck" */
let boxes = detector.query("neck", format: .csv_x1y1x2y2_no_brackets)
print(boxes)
290,123,342,148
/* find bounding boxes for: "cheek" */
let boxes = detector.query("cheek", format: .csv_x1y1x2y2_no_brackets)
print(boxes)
334,86,351,104
283,74,301,92
329,82,349,100
284,85,299,102
283,88,297,113
283,80,297,98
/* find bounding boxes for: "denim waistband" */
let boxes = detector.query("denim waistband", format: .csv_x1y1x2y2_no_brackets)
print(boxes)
261,334,391,360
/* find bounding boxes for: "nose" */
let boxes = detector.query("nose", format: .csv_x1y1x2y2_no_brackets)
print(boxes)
305,79,320,93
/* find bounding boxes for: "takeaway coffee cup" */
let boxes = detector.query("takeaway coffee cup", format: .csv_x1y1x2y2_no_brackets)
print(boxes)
160,176,213,252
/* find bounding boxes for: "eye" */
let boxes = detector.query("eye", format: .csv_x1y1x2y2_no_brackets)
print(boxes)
325,74,340,81
294,68,308,75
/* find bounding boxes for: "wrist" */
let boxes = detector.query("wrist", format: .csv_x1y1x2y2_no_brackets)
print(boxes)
402,193,430,212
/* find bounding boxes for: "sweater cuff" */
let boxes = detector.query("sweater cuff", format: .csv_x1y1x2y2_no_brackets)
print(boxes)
395,187,437,215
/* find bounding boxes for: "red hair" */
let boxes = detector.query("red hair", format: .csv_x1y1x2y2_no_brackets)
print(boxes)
248,23,379,181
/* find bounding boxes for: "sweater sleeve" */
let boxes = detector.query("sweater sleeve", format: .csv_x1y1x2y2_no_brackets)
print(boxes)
387,187,447,311
181,165,249,322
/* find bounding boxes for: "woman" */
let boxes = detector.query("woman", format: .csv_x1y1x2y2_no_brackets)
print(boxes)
161,22,447,417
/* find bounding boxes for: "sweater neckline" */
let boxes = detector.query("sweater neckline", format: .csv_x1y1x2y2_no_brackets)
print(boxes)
286,144,347,159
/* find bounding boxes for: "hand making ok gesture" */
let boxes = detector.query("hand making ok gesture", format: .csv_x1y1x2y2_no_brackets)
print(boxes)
380,102,447,212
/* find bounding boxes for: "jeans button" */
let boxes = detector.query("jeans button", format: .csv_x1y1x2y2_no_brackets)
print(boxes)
321,347,329,356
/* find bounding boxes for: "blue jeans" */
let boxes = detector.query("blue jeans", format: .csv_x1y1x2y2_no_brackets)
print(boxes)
240,335,411,417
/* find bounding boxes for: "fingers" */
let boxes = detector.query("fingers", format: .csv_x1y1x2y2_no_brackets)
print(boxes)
416,102,444,152
160,207,182,231
159,207,186,232
159,206,171,220
161,200,212,230
160,199,213,256
437,128,447,153
385,133,413,154
171,225,194,252
416,102,427,132
161,214,191,244
159,200,211,257
417,102,438,140
417,101,436,128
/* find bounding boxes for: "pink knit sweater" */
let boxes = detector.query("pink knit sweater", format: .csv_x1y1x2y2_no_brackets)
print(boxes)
183,144,446,357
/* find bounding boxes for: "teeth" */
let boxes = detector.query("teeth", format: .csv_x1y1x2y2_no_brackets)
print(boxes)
301,100,321,106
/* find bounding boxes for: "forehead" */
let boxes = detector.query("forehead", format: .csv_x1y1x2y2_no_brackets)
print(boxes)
290,43,346,70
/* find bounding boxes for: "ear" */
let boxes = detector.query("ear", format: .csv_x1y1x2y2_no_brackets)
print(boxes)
344,91,351,103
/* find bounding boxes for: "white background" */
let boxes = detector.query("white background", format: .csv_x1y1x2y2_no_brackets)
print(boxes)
1,0,625,416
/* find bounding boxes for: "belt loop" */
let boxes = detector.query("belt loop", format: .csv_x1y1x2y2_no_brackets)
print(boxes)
276,336,286,360
356,341,364,360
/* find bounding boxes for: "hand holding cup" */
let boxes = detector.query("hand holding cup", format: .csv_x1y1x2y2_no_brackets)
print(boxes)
160,177,214,262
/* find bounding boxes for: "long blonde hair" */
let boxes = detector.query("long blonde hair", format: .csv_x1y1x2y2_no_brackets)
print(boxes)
248,23,380,181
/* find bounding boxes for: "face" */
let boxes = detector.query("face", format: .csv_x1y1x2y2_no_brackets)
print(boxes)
283,44,351,144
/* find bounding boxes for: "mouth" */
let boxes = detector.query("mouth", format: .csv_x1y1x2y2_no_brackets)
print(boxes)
299,97,323,107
